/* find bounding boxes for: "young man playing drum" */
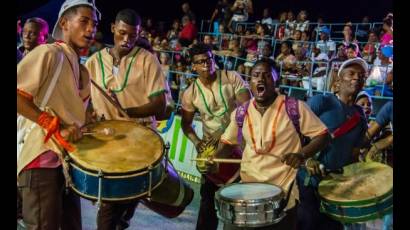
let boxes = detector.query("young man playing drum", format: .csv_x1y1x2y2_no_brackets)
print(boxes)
84,9,167,230
17,0,100,229
212,60,330,229
297,58,369,230
181,43,251,230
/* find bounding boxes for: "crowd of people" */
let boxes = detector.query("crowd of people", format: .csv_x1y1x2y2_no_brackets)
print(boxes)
17,0,393,230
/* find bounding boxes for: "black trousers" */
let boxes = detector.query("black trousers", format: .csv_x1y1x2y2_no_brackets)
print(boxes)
196,176,220,230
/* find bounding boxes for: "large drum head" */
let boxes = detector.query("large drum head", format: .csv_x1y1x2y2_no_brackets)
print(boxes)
217,183,283,202
319,162,393,203
70,120,164,174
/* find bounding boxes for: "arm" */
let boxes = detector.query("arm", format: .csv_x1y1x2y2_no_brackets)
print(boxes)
210,9,218,23
125,93,166,118
181,109,202,149
247,0,253,14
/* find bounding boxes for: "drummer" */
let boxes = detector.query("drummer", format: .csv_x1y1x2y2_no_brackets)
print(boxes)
181,43,251,230
17,0,100,229
84,9,167,230
212,59,330,229
297,58,369,230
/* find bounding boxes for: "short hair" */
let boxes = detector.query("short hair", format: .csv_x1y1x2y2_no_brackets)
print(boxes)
189,43,212,58
251,59,279,81
383,15,393,27
281,40,292,49
25,17,49,34
115,9,141,26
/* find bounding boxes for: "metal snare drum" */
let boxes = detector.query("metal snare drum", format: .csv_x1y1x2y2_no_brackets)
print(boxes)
215,182,286,227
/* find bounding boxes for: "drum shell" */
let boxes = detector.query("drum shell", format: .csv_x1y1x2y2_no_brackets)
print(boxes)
69,160,164,202
215,183,285,227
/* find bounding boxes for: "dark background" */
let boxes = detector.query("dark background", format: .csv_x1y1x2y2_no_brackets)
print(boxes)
17,0,393,31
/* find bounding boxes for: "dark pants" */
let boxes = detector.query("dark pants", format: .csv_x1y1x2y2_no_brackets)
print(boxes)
17,167,82,230
296,176,343,230
196,176,220,230
97,200,139,230
223,205,297,230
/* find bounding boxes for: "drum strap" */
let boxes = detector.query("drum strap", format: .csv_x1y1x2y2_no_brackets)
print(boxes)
279,179,295,212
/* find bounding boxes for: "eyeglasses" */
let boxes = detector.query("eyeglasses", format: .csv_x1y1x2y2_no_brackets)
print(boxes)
192,57,212,65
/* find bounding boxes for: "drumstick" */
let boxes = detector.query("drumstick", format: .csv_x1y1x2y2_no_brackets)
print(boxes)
192,158,247,164
83,128,115,136
90,79,130,119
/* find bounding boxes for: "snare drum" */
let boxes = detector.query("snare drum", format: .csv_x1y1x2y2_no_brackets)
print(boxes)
68,120,165,202
215,183,285,227
319,162,393,224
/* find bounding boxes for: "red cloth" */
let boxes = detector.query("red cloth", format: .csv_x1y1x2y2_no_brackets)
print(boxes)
179,22,198,41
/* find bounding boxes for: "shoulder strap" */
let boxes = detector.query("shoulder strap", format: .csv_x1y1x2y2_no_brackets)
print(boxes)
235,101,250,145
41,50,64,108
284,96,303,144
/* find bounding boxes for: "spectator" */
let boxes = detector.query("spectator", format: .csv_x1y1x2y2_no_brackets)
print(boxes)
18,17,49,57
301,30,312,55
362,29,379,64
285,10,296,39
167,19,181,47
181,2,196,24
292,30,302,52
230,0,253,31
346,43,359,59
276,40,297,84
342,23,359,53
355,91,373,121
275,11,288,40
235,23,245,35
356,16,371,42
293,47,312,79
295,10,310,32
144,17,157,37
152,36,162,51
366,45,393,87
210,0,232,34
328,44,348,91
159,52,171,78
315,26,336,59
256,24,271,56
261,8,273,31
311,16,324,41
302,52,329,91
380,14,393,46
259,43,275,62
203,34,213,46
160,38,169,50
179,16,198,47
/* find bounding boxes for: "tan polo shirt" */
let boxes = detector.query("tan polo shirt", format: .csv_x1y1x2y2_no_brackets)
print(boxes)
85,47,166,127
181,70,249,138
17,42,90,175
221,95,328,208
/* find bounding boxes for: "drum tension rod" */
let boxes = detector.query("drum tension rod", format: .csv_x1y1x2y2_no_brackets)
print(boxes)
97,170,104,211
165,142,170,174
148,165,153,200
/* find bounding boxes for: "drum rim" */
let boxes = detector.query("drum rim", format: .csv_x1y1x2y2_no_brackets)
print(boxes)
69,120,165,175
320,189,393,207
215,182,284,204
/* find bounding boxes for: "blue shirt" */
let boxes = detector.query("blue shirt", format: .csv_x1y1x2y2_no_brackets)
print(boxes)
375,101,393,130
298,94,367,186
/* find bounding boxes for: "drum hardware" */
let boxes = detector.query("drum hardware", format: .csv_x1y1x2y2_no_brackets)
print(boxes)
165,143,170,174
97,169,104,211
147,165,153,201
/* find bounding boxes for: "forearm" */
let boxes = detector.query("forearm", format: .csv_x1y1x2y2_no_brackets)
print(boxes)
125,95,165,118
300,133,330,158
372,135,393,151
182,124,201,147
17,93,42,123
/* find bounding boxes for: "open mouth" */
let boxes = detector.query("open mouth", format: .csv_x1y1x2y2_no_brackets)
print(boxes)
84,35,92,41
120,44,130,49
256,84,266,97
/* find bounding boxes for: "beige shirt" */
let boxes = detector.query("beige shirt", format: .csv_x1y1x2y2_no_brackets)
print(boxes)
221,95,328,208
17,43,90,175
181,70,249,138
85,47,166,127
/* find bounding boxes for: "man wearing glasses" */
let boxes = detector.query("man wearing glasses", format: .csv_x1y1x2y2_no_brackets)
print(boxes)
181,43,251,230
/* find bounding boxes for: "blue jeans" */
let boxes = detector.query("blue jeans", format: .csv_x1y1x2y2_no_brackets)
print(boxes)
383,213,393,230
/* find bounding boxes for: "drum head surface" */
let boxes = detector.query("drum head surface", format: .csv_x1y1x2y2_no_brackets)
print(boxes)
319,162,393,202
220,183,282,200
70,120,163,173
